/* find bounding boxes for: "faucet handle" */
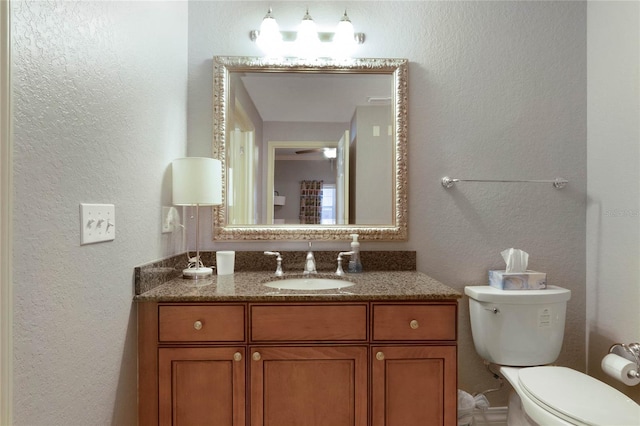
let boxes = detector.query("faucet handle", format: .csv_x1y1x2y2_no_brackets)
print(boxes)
336,251,354,276
264,251,284,277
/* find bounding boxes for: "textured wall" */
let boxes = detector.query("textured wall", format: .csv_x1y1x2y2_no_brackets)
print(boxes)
586,1,640,403
11,1,188,424
188,1,587,405
7,1,592,419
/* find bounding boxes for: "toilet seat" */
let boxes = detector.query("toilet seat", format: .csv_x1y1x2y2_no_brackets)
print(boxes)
518,366,640,426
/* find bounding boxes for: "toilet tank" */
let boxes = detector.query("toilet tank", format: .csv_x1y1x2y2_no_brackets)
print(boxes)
465,286,571,366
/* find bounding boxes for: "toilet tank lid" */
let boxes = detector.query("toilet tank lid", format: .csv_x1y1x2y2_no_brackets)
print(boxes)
464,285,571,304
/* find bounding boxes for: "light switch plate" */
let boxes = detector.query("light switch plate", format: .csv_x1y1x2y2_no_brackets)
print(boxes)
80,203,115,245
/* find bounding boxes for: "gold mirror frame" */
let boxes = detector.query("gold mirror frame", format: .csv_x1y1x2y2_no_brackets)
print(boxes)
212,56,408,241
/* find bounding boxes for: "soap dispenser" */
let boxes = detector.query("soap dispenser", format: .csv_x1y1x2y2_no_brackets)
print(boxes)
348,234,363,273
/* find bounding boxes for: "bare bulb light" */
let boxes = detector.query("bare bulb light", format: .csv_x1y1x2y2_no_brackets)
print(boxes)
333,10,356,58
296,8,321,58
256,7,283,57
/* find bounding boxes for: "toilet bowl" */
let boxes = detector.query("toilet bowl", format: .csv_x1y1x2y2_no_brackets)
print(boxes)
465,285,640,425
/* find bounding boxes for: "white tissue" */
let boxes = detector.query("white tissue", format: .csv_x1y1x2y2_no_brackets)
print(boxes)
501,248,529,273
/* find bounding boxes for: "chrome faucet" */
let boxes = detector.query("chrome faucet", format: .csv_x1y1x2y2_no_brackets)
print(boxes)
264,251,284,276
335,251,354,276
303,242,317,275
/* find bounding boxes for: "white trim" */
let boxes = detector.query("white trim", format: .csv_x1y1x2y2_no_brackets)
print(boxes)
0,0,13,423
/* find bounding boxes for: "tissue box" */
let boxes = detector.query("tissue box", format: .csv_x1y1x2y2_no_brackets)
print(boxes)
489,270,547,290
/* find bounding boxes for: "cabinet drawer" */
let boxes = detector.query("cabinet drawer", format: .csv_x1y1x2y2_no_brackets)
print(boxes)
251,304,367,342
372,304,456,341
159,305,245,342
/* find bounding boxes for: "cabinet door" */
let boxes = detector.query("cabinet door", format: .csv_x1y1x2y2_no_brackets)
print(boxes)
371,345,457,426
250,346,368,426
158,347,245,426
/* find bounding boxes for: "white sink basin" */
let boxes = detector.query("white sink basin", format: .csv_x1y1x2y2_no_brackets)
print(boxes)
263,278,355,291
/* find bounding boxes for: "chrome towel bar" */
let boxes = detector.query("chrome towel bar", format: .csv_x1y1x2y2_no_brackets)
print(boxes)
441,176,568,189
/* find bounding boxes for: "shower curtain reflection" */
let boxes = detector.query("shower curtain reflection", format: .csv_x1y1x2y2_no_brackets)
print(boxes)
299,180,323,224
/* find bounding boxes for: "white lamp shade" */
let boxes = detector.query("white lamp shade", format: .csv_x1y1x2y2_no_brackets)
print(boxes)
334,18,355,44
296,11,320,57
172,157,222,206
333,15,356,58
257,15,283,55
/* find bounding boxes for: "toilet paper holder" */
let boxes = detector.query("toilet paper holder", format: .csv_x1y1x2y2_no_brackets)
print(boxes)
609,342,640,379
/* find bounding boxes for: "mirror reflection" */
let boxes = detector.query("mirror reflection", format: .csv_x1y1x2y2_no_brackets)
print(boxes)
213,57,408,241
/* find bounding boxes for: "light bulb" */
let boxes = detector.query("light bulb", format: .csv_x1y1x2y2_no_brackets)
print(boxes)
256,8,283,57
333,10,356,58
296,8,320,58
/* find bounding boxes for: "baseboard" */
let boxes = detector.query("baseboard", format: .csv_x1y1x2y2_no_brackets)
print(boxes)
472,406,509,426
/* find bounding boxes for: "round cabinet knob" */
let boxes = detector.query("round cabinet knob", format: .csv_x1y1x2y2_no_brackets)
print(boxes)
233,352,242,362
410,319,419,329
193,320,203,330
376,351,385,361
252,352,261,361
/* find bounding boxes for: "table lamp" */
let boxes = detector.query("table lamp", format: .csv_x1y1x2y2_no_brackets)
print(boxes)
172,157,222,279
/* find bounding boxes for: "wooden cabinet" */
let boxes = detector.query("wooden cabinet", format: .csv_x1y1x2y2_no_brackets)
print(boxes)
158,304,245,342
158,347,246,426
371,346,456,426
139,303,247,426
250,345,368,426
371,304,457,341
370,304,458,426
138,300,457,426
249,304,369,426
250,304,368,342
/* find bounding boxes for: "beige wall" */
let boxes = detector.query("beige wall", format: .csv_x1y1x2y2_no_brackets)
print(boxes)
586,1,640,403
352,106,393,225
11,1,188,424
188,1,587,405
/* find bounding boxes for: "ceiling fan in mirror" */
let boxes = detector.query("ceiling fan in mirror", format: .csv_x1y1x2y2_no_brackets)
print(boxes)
295,147,337,158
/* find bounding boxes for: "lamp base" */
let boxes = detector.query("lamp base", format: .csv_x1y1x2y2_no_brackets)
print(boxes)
182,266,213,280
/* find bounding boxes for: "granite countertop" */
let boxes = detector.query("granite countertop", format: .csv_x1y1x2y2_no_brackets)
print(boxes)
134,270,462,302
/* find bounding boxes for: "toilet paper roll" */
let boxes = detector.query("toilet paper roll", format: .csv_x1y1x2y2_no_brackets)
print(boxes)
601,353,640,386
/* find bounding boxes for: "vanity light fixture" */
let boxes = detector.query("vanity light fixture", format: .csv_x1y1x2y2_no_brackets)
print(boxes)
249,7,365,58
172,157,222,279
333,10,357,58
255,7,283,57
295,8,321,58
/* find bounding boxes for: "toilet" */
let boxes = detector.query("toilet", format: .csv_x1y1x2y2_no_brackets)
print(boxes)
465,285,640,425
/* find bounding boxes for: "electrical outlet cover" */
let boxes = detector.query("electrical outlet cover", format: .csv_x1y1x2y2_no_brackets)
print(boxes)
162,206,180,233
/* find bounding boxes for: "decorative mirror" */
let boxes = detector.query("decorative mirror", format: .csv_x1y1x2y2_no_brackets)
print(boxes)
212,56,408,241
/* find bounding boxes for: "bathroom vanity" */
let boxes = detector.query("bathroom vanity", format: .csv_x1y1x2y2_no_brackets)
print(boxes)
134,55,454,424
136,270,461,426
